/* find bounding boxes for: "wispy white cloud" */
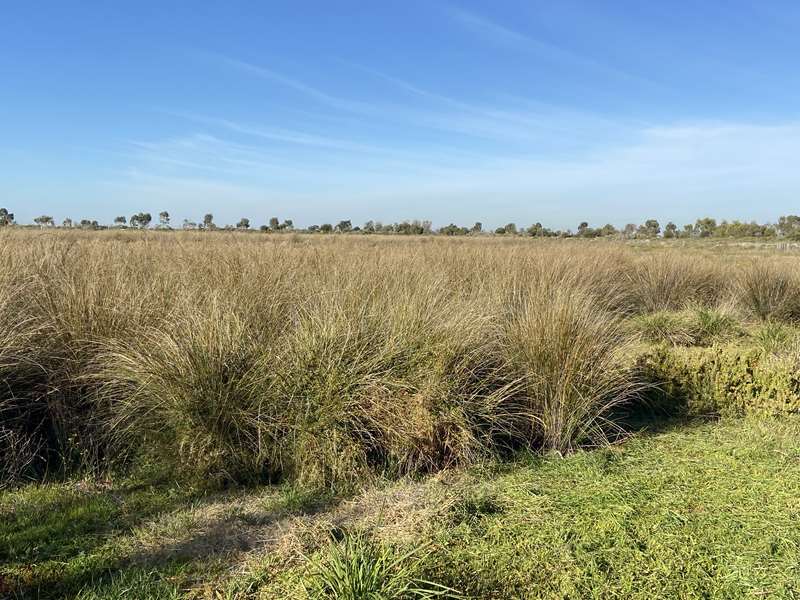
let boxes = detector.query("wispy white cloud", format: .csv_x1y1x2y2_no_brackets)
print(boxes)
209,53,633,149
446,8,666,90
207,54,374,113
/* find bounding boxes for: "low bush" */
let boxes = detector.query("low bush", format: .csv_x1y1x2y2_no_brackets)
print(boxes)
638,345,800,417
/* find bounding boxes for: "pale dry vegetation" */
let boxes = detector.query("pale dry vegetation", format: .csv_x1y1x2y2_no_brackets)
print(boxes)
2,229,800,490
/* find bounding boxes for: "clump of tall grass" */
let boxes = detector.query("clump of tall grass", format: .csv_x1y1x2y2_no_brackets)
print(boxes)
501,283,643,454
10,240,182,476
752,322,797,355
631,311,696,346
621,253,724,313
96,296,280,484
96,274,518,488
0,277,51,485
689,303,741,344
735,261,800,322
632,304,741,347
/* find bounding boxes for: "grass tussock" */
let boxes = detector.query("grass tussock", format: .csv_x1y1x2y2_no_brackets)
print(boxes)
622,253,724,313
503,284,643,453
303,532,458,599
735,261,800,322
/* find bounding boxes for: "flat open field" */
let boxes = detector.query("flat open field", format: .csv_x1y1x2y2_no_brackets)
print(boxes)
2,231,800,598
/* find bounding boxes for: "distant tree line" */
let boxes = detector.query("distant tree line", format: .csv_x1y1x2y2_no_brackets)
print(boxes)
3,208,800,239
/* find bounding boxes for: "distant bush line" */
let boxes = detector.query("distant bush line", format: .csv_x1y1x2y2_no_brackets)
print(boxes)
4,207,800,239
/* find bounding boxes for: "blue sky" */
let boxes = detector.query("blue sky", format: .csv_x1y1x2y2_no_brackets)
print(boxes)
2,1,800,229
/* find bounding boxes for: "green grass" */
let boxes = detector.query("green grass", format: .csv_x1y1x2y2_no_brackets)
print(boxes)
421,418,800,598
4,418,800,598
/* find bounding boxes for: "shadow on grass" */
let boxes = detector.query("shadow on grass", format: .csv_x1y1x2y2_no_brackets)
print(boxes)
0,480,204,598
1,480,337,599
612,384,718,438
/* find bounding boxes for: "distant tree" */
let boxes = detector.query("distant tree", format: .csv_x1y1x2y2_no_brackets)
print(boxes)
596,223,616,237
182,219,197,230
622,223,637,239
130,212,152,229
268,217,280,231
495,226,507,235
62,218,73,228
681,224,694,238
336,220,352,233
80,219,99,230
307,224,320,233
202,213,215,230
33,215,54,228
236,217,250,230
114,216,127,227
282,219,294,231
637,219,661,238
158,211,170,229
526,222,554,237
0,208,15,227
663,222,678,239
471,222,483,233
439,223,468,236
694,217,717,238
320,223,333,233
715,220,775,238
362,220,375,234
577,221,604,238
396,220,425,235
777,215,800,239
504,223,518,235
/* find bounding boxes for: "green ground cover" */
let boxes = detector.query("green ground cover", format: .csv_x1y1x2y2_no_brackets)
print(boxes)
3,417,799,599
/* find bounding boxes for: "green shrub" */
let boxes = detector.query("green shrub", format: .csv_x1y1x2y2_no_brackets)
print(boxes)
637,345,800,417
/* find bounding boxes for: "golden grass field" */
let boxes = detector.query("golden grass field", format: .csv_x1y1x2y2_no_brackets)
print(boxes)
2,229,800,488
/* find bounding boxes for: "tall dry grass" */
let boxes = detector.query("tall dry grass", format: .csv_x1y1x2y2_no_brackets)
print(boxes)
1,229,797,488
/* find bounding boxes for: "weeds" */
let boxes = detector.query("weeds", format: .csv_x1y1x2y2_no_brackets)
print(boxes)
303,531,458,599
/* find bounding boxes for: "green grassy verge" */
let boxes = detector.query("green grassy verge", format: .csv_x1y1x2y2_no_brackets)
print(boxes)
4,418,800,599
